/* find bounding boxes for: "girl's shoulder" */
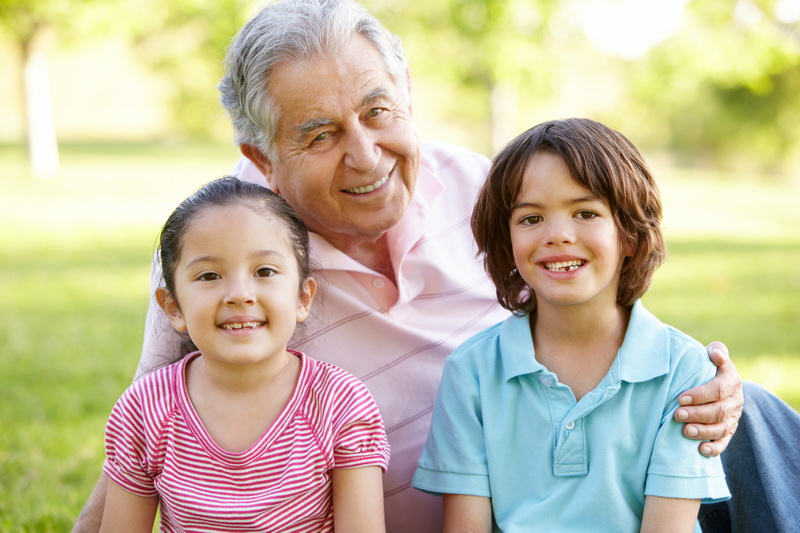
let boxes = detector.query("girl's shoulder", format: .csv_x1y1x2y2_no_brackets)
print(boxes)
118,354,189,413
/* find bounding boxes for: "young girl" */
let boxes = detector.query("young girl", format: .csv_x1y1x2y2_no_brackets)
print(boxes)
413,119,730,532
100,177,390,532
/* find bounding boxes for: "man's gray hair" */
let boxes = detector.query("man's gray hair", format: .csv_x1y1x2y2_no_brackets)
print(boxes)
218,0,409,159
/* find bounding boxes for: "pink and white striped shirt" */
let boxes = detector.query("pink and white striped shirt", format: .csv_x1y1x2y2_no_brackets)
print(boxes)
105,350,390,532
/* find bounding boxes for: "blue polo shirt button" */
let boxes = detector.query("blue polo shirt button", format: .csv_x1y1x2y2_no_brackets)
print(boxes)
565,421,575,430
540,377,553,387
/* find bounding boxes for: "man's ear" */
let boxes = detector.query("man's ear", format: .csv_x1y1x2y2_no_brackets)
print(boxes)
295,277,318,323
240,144,278,192
155,287,188,333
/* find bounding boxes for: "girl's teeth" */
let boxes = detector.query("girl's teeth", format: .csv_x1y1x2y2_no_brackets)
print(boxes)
222,321,262,329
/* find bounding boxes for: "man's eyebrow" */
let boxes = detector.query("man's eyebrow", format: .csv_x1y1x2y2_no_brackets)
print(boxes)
294,87,392,140
361,87,390,108
296,117,336,138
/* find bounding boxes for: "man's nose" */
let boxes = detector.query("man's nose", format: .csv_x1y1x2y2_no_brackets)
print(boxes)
343,126,380,173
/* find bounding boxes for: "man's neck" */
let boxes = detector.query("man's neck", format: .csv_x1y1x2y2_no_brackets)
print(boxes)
329,232,396,284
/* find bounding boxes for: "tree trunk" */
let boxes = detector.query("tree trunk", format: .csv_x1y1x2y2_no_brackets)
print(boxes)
21,25,60,179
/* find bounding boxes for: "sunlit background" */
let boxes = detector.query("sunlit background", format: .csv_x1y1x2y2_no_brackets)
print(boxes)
1,0,799,530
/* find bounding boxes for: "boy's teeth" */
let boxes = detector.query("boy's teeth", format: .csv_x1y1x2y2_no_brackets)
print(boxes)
544,260,584,272
221,321,262,330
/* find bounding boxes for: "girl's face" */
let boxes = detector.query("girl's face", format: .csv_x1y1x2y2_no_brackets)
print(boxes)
509,152,630,314
158,204,315,368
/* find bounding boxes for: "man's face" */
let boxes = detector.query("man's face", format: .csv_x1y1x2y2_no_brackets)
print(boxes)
256,34,420,252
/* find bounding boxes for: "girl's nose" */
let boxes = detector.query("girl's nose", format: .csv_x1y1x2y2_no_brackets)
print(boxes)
224,278,255,306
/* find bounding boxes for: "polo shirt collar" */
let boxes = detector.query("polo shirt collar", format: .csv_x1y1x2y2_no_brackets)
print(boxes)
307,155,446,274
499,301,670,383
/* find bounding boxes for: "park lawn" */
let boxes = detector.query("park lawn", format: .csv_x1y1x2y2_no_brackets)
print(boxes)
1,143,798,531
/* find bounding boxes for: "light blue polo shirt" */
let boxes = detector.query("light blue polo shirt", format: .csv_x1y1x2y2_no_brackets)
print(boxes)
413,301,730,532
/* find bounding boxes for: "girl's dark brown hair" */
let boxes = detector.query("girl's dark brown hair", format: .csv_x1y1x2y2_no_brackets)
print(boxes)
471,118,665,314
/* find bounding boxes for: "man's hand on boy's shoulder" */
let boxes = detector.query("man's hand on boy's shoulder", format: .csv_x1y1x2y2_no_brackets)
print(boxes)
673,342,743,457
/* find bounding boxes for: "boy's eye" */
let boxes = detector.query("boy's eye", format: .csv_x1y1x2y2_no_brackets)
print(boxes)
577,211,598,219
198,272,219,281
520,214,542,225
256,267,276,278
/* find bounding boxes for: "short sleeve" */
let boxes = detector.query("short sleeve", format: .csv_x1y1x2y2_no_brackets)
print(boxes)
103,388,159,497
331,376,391,472
412,357,491,497
646,343,730,503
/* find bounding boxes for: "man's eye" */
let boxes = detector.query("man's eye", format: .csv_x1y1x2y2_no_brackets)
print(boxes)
313,131,330,142
367,107,385,118
256,267,276,278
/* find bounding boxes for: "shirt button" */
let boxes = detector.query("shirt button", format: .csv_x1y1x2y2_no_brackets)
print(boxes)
565,421,575,430
372,278,385,288
540,377,553,387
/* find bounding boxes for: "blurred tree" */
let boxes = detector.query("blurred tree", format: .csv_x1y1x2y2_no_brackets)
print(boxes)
366,0,800,171
623,0,800,173
364,0,565,154
0,0,64,178
121,0,249,141
0,0,127,178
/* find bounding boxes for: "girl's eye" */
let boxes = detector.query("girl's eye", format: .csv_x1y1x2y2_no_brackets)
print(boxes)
198,272,219,281
256,267,276,278
577,211,598,220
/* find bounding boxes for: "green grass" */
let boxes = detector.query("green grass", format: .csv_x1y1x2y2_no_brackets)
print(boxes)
1,143,798,531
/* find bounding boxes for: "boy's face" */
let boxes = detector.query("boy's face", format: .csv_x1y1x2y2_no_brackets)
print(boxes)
508,152,631,313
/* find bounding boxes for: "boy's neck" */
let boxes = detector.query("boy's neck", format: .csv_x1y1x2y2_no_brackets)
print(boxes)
530,301,631,401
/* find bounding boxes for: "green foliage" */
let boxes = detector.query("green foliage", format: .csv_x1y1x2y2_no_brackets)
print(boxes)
121,0,251,140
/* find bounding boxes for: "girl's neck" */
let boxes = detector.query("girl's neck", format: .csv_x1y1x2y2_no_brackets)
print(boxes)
531,300,630,400
185,351,301,453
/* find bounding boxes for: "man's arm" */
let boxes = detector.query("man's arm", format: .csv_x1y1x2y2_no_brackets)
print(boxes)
72,473,109,533
674,342,743,456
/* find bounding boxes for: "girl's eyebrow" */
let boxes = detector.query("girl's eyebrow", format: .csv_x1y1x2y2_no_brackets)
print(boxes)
184,250,287,269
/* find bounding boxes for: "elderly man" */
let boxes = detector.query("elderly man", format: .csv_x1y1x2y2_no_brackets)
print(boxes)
75,1,793,531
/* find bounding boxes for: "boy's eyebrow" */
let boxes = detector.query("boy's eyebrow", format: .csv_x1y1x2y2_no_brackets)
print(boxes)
511,195,601,211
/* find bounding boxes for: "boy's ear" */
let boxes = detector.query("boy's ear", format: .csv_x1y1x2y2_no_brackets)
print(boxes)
155,287,187,333
295,277,318,323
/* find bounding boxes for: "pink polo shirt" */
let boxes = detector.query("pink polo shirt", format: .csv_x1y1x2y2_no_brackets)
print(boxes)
138,141,511,532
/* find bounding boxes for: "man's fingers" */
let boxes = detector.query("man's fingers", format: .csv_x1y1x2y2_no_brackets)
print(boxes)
679,355,742,407
696,432,734,458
